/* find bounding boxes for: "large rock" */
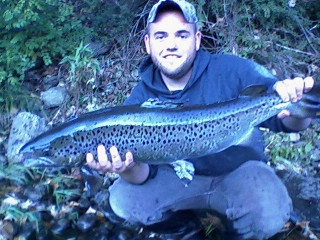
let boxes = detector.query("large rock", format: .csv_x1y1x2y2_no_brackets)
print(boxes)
276,169,320,228
7,112,48,163
41,86,69,108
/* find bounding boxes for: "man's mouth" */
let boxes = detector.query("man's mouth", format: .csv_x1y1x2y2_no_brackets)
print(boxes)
163,53,181,58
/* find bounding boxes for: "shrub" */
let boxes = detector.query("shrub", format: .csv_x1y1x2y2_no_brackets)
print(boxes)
0,0,95,111
196,0,320,78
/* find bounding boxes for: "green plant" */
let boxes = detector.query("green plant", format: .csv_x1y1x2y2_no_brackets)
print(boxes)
50,174,82,206
60,41,101,108
197,0,319,78
53,188,82,207
0,163,34,184
264,123,320,165
0,0,95,111
61,41,101,88
0,206,40,232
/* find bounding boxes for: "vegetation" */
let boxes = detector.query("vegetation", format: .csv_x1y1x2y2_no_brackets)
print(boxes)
0,163,33,184
0,206,40,232
0,0,318,114
196,0,319,77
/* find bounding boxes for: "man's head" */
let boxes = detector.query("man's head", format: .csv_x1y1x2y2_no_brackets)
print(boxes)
144,0,201,82
147,0,199,33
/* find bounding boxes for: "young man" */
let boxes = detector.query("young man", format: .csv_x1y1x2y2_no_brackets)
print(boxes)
87,0,315,239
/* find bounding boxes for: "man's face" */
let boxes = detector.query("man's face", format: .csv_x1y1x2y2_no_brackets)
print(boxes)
144,11,201,80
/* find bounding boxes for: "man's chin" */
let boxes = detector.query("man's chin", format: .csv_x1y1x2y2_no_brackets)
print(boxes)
162,70,186,80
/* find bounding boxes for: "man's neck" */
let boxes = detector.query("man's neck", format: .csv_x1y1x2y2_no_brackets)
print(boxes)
161,69,193,91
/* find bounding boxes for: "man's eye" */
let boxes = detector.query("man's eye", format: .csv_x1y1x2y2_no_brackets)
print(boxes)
179,34,189,39
155,35,165,40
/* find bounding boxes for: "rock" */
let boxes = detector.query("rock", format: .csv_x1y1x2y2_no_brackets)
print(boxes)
298,177,320,200
24,183,49,201
78,195,91,209
81,166,104,197
76,213,97,232
276,170,320,226
38,227,55,240
41,75,60,90
92,189,123,224
14,222,37,240
51,218,71,235
89,222,113,240
0,220,18,240
115,229,134,240
88,41,112,57
7,112,48,163
41,86,69,108
289,132,300,142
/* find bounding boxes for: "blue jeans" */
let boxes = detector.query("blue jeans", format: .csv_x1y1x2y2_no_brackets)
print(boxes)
109,161,292,239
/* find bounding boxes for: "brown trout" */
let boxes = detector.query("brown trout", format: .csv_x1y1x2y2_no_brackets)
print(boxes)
19,84,320,167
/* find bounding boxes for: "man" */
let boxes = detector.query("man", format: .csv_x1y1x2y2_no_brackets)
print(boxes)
86,0,315,239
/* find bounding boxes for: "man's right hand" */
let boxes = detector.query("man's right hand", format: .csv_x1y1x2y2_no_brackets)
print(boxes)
86,145,135,173
86,145,150,184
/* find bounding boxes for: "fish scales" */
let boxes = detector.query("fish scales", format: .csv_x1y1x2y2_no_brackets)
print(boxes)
19,84,320,167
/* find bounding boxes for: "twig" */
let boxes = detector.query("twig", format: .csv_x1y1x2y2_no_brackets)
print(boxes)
274,43,316,57
294,15,319,55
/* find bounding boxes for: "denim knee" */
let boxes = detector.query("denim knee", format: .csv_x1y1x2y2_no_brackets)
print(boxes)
221,161,292,239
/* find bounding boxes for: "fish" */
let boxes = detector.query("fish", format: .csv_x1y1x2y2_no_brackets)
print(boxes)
19,84,320,167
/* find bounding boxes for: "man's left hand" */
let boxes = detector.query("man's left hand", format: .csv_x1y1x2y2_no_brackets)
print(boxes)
273,76,314,119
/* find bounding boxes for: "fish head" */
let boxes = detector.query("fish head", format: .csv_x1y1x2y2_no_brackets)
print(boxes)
18,136,85,168
19,150,85,168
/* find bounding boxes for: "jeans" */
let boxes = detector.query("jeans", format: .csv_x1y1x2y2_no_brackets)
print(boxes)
109,160,292,239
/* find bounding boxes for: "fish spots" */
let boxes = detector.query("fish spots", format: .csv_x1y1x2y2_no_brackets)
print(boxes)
50,116,238,164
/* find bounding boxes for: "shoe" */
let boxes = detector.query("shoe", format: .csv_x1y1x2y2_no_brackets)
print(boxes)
145,210,206,240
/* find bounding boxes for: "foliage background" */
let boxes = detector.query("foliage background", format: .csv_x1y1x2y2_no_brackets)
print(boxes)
0,0,319,118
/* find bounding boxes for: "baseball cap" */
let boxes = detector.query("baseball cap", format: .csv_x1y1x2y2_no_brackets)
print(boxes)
147,0,198,25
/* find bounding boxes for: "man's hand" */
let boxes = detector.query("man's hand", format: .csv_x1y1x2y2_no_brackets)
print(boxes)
273,76,314,119
86,145,135,173
86,145,150,184
273,76,315,131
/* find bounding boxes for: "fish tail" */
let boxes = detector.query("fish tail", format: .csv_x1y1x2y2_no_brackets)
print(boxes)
289,83,320,119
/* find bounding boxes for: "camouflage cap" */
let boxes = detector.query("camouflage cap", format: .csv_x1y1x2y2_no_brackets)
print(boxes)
147,0,198,25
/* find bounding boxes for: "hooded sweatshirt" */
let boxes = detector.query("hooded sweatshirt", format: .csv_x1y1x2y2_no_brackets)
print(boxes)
124,49,292,176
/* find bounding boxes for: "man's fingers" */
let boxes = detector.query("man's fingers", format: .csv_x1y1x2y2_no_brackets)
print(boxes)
86,152,94,163
277,109,290,119
87,146,135,173
97,144,109,167
124,151,135,168
110,146,123,170
86,152,100,170
303,76,314,92
273,80,290,102
292,77,304,100
274,77,315,103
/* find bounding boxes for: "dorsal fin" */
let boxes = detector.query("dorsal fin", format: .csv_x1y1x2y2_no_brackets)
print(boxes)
141,98,184,109
240,85,268,97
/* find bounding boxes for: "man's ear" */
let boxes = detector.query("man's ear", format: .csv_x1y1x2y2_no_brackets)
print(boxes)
144,34,151,54
195,31,202,51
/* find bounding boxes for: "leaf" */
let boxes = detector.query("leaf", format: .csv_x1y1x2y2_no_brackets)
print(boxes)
3,10,13,22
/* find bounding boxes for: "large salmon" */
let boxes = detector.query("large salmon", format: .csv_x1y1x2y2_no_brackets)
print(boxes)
19,84,320,167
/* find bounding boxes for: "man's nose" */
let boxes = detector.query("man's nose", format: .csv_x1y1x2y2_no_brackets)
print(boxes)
165,36,178,50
